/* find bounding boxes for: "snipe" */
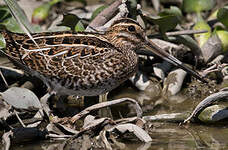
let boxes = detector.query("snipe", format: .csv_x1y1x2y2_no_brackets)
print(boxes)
1,18,205,98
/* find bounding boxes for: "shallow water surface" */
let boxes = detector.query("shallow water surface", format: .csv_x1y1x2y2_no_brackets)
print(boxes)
110,87,228,150
10,86,228,150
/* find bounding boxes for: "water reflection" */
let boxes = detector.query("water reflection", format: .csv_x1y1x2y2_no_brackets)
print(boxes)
110,86,228,150
10,85,228,150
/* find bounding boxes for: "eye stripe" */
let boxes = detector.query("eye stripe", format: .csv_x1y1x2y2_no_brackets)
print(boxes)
112,18,141,27
112,23,143,30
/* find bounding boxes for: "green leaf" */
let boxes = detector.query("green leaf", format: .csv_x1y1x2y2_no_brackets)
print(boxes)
0,6,11,21
0,8,42,33
49,0,62,5
0,33,6,49
126,0,138,18
127,0,137,8
145,15,179,35
91,5,107,21
31,25,42,33
183,0,215,13
47,26,70,32
74,20,85,32
145,7,182,36
3,0,42,48
217,6,228,28
58,14,80,30
0,17,24,33
3,0,35,33
159,6,183,22
32,3,51,24
64,0,87,5
208,9,218,20
32,0,62,24
215,29,228,52
193,15,211,47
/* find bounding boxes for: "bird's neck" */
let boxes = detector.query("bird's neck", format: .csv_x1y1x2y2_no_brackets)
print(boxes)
104,31,138,69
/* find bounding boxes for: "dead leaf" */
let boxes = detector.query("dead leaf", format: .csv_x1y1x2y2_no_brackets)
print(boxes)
1,87,41,110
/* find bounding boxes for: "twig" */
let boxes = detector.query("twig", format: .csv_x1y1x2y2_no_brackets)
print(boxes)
2,131,13,150
40,92,52,117
0,69,8,88
15,110,26,127
87,0,122,29
183,91,228,123
166,30,208,36
47,134,73,139
70,98,142,124
149,30,208,38
143,112,190,123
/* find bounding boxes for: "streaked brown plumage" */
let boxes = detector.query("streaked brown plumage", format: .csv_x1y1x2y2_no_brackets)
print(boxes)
1,18,205,97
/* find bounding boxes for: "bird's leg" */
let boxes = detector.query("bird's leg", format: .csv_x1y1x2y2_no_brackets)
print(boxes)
98,93,112,118
99,93,108,103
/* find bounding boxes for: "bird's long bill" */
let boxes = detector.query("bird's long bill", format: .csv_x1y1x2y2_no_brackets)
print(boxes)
144,38,207,83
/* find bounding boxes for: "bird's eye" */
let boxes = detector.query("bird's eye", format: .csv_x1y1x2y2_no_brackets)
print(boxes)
128,25,136,32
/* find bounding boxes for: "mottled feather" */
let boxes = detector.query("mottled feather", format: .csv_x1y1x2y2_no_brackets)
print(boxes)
2,23,139,96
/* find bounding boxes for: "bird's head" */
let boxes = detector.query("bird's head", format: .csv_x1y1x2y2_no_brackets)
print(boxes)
106,18,206,83
105,18,146,50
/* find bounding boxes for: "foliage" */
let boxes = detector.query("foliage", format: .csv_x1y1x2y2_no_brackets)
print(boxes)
58,13,84,32
193,15,211,47
32,0,62,24
183,0,215,13
91,5,107,21
74,20,85,32
1,0,228,149
217,6,228,28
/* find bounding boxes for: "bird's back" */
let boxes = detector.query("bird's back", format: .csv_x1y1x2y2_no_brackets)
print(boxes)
1,31,138,96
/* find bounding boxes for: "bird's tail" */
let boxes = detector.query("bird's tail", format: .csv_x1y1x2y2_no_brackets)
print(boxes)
1,29,14,44
0,30,32,75
0,30,24,65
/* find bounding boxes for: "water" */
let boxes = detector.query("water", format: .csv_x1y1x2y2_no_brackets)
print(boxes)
6,84,228,150
110,85,228,150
